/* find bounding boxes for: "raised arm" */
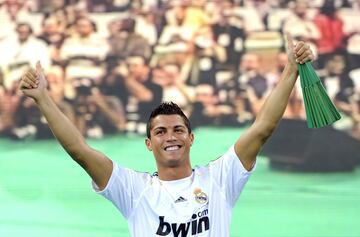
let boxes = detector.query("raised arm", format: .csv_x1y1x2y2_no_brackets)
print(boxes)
19,62,112,190
234,34,314,170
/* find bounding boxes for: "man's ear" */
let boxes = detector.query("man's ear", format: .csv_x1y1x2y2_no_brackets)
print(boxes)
145,138,152,151
190,133,194,146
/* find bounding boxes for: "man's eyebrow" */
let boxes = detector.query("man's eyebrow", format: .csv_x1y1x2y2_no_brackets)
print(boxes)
174,125,186,129
153,125,186,130
153,126,166,131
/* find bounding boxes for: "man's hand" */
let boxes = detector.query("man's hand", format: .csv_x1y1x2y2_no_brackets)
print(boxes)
286,33,314,67
19,61,48,101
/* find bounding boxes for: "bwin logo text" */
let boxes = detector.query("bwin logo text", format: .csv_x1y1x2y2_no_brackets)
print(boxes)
156,211,209,236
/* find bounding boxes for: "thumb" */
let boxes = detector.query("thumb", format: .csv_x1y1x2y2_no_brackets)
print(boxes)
36,61,43,77
285,33,294,52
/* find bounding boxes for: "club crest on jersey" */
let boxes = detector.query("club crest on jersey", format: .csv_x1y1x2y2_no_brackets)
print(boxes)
194,188,208,204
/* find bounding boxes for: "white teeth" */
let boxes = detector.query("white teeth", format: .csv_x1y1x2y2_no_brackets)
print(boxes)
165,146,180,151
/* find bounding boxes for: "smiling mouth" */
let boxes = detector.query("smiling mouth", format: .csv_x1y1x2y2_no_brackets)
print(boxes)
164,145,182,151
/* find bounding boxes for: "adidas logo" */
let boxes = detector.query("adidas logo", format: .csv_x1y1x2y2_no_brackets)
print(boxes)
174,196,187,203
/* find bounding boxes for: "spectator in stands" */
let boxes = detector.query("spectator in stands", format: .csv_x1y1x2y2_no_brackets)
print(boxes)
243,0,273,30
117,55,163,134
319,51,355,115
99,59,129,111
0,0,32,42
189,82,235,127
187,25,227,86
70,78,126,138
152,61,194,115
349,65,360,95
107,18,152,62
134,8,158,47
313,0,347,68
229,87,254,126
0,22,50,90
160,1,193,44
60,17,109,85
350,92,360,139
237,53,269,116
156,3,193,57
182,0,211,34
211,0,246,71
0,79,23,137
38,16,67,64
232,0,265,33
282,1,320,43
317,50,358,133
345,7,360,70
189,83,220,128
214,71,253,126
39,1,81,37
209,67,255,127
72,3,90,22
6,95,41,139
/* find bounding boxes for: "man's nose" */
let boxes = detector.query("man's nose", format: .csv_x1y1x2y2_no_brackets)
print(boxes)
165,131,177,141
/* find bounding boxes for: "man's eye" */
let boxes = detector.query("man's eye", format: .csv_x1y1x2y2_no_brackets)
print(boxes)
175,129,183,133
156,130,164,135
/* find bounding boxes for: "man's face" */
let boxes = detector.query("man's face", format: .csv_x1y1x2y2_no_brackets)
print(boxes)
145,115,194,169
16,25,32,42
240,53,260,72
43,17,59,35
294,2,307,18
76,18,93,37
152,64,179,86
327,55,345,75
126,56,148,81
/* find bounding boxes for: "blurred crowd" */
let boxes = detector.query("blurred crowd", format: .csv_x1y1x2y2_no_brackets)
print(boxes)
1,0,360,140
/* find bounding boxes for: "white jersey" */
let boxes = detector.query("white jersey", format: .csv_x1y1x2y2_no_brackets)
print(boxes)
93,145,254,236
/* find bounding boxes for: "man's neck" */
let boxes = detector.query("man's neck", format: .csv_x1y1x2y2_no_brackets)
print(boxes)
157,165,193,181
18,38,28,44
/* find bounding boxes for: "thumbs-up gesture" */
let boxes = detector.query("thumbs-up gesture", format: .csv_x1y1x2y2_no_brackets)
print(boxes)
286,33,314,67
20,61,48,101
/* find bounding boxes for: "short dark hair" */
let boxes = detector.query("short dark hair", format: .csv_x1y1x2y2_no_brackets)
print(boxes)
120,18,135,33
16,22,33,34
146,102,191,138
75,17,97,32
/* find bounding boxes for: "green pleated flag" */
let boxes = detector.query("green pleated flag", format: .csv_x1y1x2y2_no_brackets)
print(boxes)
298,62,341,128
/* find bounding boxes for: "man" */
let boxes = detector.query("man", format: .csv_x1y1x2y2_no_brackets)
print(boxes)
60,17,109,82
19,34,313,236
107,18,152,61
0,22,50,89
118,55,163,133
237,52,270,116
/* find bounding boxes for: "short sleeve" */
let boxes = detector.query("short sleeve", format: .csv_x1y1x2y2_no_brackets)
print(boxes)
92,162,150,219
209,145,255,207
